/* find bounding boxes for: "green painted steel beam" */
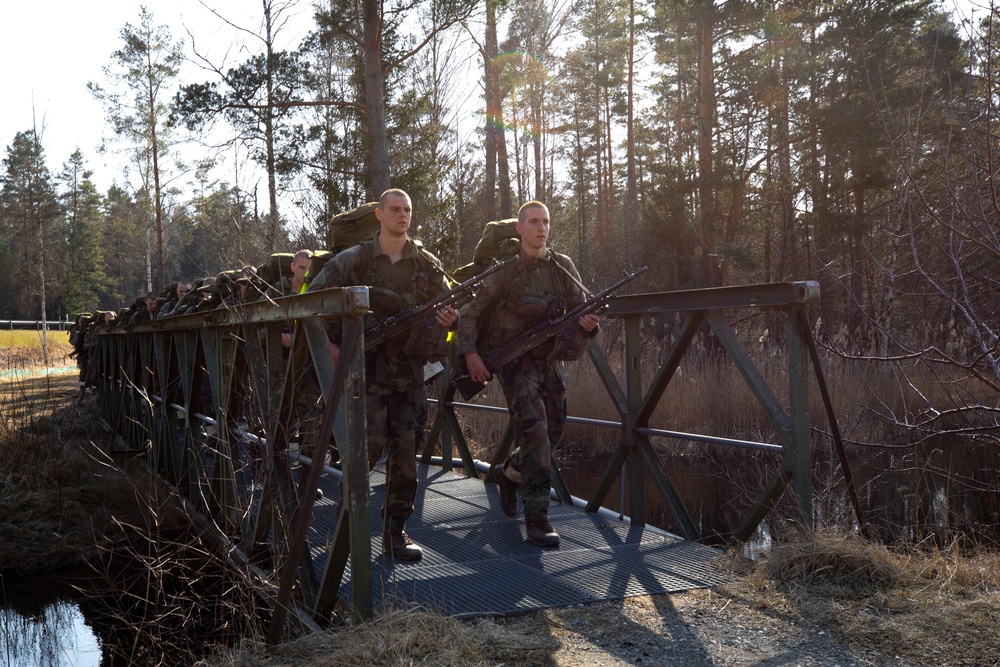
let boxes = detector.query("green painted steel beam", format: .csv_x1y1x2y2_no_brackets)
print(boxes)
601,281,819,316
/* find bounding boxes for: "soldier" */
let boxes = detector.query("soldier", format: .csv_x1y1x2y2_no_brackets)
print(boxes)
159,281,192,317
455,201,599,548
129,292,157,324
307,188,458,561
84,310,117,391
259,250,332,497
267,250,311,298
225,267,259,307
263,249,312,348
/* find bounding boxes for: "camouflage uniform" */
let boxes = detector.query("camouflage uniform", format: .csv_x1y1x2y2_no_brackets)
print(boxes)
263,274,328,470
306,231,452,525
455,248,592,523
129,308,153,324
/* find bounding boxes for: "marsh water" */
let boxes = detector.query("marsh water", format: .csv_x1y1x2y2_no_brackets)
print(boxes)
1,567,101,667
4,436,998,666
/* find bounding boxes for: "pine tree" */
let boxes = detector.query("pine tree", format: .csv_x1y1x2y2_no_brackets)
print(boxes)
59,150,107,316
0,129,63,361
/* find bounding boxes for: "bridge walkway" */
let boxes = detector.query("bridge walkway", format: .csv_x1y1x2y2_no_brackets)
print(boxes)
303,462,730,618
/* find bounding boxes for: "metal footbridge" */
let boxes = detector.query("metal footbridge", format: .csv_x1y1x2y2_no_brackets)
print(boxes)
92,280,850,641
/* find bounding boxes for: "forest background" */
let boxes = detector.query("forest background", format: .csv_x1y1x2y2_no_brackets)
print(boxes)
3,1,1000,489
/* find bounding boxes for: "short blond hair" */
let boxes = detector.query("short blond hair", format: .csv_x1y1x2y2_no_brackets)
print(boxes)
517,200,548,224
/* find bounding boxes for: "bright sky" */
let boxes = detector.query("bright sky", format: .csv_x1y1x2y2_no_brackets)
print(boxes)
1,0,314,195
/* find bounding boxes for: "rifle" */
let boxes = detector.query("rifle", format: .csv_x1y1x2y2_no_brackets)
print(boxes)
364,255,517,351
452,266,648,400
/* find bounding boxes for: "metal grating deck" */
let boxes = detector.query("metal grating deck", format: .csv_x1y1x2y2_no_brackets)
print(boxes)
304,463,730,618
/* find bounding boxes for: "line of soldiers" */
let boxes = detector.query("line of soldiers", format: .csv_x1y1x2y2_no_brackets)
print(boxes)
73,187,599,563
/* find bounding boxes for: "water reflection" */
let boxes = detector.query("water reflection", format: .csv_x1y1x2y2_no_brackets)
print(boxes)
1,572,100,667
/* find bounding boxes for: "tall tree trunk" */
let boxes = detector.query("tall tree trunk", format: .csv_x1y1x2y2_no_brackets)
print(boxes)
696,1,721,287
264,0,279,253
624,0,638,268
497,115,512,216
777,52,794,282
363,0,391,197
483,0,499,221
594,79,607,249
148,73,164,293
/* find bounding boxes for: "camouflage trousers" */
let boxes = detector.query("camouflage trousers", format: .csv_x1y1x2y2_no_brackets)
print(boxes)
297,373,425,522
293,367,325,461
366,381,426,522
499,356,567,521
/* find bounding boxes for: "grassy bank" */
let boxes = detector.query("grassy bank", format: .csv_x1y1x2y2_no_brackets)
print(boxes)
0,373,183,576
0,329,75,372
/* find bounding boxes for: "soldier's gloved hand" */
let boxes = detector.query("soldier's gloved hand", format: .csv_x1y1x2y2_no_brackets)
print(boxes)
464,352,491,384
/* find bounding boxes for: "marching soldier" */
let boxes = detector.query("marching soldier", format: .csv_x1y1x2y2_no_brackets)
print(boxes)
455,201,599,547
306,188,458,561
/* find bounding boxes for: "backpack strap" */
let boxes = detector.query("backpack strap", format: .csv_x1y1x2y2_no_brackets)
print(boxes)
549,252,591,297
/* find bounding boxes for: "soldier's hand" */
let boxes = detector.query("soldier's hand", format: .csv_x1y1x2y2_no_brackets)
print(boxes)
435,305,458,328
579,313,599,332
328,341,341,365
464,352,491,383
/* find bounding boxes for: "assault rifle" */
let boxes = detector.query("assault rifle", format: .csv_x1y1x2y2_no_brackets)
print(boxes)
451,266,648,400
364,255,517,351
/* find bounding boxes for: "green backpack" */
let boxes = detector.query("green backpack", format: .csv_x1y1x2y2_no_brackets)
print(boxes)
257,253,295,287
454,218,521,283
303,250,333,291
327,202,381,253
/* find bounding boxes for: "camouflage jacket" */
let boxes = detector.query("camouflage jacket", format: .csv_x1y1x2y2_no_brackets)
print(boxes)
307,232,452,389
455,248,591,361
263,275,298,300
129,309,154,325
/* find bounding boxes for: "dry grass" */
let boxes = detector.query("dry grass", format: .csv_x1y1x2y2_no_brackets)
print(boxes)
196,608,518,667
735,530,1000,666
0,373,185,576
190,530,1000,667
0,329,75,371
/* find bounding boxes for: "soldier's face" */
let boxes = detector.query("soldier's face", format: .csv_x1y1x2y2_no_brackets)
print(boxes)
377,194,412,237
145,298,156,312
291,257,310,283
517,206,550,252
177,285,191,299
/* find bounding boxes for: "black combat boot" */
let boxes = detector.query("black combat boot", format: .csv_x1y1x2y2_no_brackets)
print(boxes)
491,464,519,517
383,518,423,561
525,511,560,548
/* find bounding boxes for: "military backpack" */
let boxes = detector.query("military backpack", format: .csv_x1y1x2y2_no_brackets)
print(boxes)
453,218,520,284
257,253,295,287
326,202,381,253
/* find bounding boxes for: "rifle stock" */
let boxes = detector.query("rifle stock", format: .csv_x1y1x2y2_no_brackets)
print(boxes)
364,256,516,351
451,266,648,400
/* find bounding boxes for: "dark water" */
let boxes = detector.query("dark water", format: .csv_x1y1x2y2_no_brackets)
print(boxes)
4,436,998,666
